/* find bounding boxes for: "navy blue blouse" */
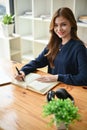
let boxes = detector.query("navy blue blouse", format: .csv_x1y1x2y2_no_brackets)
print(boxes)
21,39,87,86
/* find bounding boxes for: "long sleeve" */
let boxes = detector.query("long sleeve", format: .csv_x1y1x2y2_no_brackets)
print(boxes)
20,47,49,75
57,41,87,86
20,39,87,86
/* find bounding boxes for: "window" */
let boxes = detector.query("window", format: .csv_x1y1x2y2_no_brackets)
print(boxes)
0,0,6,21
0,0,14,35
0,0,14,21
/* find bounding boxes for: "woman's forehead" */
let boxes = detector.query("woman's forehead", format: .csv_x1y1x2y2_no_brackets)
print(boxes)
55,16,69,23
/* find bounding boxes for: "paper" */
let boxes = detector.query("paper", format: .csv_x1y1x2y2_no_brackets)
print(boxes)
29,80,57,91
12,73,59,94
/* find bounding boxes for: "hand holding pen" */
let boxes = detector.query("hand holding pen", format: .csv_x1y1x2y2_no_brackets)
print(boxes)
15,67,25,81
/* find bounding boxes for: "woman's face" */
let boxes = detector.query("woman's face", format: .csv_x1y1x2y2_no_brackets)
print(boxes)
54,16,72,40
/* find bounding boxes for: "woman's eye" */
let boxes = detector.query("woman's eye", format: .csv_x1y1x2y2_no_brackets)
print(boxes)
54,24,58,27
62,23,67,26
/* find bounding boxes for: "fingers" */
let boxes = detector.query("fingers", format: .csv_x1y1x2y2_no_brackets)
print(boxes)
15,71,25,81
36,76,47,82
37,75,57,82
37,76,50,82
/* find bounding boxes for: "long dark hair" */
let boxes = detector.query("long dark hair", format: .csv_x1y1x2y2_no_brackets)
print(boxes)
46,7,80,68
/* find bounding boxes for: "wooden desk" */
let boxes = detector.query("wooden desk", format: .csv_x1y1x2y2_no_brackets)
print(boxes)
0,61,87,130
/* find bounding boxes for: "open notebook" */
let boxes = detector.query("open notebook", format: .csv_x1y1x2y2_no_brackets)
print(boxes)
0,68,11,86
12,73,59,95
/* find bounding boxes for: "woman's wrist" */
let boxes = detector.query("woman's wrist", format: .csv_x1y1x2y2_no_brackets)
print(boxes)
20,71,25,77
55,75,59,81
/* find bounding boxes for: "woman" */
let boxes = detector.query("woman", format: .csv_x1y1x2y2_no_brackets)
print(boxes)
15,7,87,86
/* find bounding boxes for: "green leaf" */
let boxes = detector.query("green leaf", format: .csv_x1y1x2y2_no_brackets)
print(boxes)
42,98,81,127
2,14,14,24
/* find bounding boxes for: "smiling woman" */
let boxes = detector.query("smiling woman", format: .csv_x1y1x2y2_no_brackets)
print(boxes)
15,7,87,86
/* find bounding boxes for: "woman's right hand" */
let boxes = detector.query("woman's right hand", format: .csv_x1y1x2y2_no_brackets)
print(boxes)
15,71,25,81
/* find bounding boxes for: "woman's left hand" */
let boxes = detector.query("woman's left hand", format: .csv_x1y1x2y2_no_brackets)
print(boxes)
36,75,58,82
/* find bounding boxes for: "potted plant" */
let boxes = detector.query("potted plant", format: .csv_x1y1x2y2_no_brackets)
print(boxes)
42,98,81,130
1,14,15,37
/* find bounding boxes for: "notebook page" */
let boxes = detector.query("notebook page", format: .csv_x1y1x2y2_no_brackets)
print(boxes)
28,80,58,91
12,73,40,88
25,73,41,83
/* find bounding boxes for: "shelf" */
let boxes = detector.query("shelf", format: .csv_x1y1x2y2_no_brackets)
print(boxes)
10,49,21,56
0,35,21,62
34,17,51,22
22,51,34,60
21,34,33,41
19,15,33,20
14,0,87,62
34,37,49,44
77,22,87,28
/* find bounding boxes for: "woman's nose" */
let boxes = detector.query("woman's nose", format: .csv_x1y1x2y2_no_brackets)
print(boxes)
57,26,61,31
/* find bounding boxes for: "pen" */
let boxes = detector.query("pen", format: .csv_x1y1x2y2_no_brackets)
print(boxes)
15,67,25,81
